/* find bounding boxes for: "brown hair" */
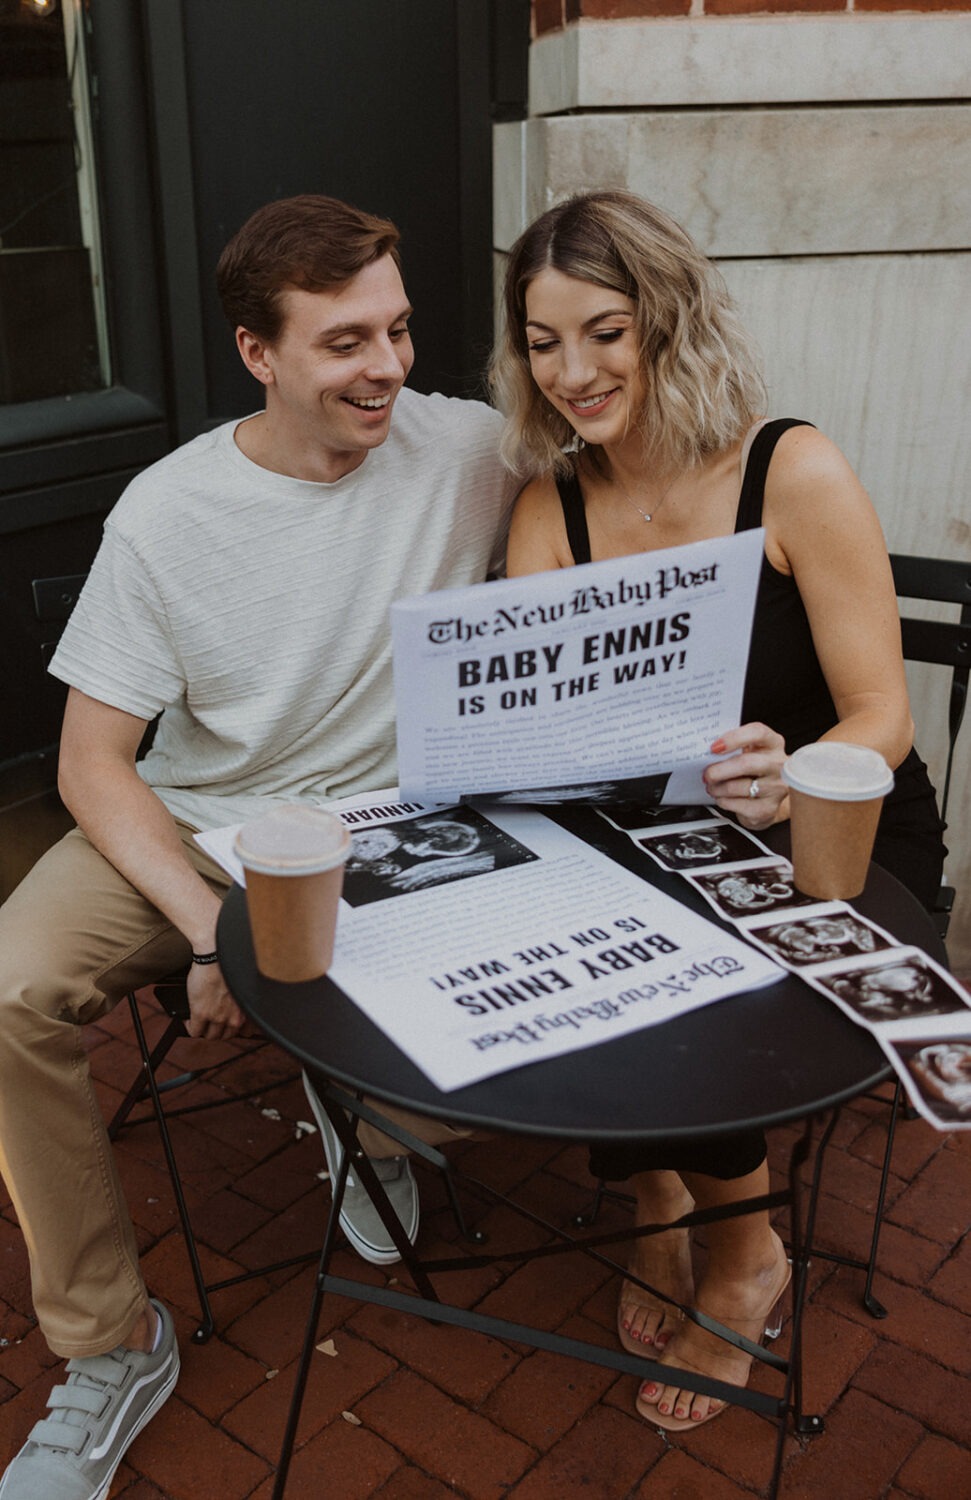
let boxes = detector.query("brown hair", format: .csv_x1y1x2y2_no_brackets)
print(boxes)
490,190,765,476
216,194,401,343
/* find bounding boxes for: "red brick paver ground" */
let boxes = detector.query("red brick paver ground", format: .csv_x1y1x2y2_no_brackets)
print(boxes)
2,988,970,1499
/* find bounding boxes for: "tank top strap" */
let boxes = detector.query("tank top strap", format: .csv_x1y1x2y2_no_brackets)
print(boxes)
734,418,815,532
554,463,593,565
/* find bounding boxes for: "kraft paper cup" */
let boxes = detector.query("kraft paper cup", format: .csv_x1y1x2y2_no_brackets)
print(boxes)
781,743,894,901
234,805,351,982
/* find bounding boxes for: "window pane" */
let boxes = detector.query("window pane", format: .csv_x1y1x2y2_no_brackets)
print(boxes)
0,0,108,404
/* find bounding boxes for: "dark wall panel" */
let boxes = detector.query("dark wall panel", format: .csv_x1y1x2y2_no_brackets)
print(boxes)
180,0,477,417
0,506,111,763
0,0,527,773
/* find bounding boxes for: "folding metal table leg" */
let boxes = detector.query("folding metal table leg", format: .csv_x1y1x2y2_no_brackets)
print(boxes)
860,1083,903,1319
271,1145,349,1500
768,1113,828,1495
271,1089,443,1498
270,1091,842,1500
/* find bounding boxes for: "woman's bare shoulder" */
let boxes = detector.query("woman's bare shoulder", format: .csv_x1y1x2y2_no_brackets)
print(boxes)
510,472,564,517
765,423,895,596
507,472,574,574
768,424,865,501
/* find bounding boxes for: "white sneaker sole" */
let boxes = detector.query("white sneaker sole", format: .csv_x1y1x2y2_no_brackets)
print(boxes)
89,1345,180,1500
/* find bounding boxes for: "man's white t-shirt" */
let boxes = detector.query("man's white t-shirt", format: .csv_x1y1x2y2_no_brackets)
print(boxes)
50,388,516,829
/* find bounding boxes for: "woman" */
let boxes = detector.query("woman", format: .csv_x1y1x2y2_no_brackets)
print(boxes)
491,191,945,1432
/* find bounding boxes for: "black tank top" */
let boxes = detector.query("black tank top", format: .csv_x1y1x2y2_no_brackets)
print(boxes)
555,419,834,749
553,420,945,904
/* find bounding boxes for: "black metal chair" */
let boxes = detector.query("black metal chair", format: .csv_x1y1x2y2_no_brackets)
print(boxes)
889,552,970,940
809,553,970,1313
107,975,314,1343
108,973,485,1342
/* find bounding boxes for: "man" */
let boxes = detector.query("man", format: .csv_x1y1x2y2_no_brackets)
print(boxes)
0,194,515,1499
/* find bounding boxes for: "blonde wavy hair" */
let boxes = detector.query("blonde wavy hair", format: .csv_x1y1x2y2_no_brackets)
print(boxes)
489,191,766,477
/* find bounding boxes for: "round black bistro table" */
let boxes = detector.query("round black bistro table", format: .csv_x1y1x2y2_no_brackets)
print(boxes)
217,807,946,1146
216,806,947,1500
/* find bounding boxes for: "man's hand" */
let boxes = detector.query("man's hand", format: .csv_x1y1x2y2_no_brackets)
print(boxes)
184,960,247,1040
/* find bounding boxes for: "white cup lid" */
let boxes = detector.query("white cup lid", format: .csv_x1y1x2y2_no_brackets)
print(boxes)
781,742,894,801
234,805,351,875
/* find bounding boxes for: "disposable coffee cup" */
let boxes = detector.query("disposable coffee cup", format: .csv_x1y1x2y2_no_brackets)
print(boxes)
234,805,351,982
781,742,894,901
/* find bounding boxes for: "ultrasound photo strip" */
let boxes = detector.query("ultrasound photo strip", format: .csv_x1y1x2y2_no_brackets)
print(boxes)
634,819,776,873
605,812,971,1129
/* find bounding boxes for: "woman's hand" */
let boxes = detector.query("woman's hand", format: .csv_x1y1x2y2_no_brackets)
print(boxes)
704,722,788,830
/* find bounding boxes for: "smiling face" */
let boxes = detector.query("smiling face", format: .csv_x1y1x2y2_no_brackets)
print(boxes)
523,268,645,452
237,253,414,481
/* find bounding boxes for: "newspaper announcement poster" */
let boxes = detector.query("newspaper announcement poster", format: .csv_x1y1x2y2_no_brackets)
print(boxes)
197,797,782,1093
325,802,781,1092
392,530,764,805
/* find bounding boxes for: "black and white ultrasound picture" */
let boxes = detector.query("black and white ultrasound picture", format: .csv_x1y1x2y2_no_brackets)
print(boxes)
686,864,817,919
340,806,539,907
815,955,969,1023
887,1037,971,1122
748,912,892,969
638,822,767,871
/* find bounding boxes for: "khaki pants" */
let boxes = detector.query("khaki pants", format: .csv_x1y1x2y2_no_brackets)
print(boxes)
355,1107,479,1160
0,823,231,1357
0,823,475,1357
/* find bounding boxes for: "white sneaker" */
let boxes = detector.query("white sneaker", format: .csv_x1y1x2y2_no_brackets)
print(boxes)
302,1072,419,1265
0,1300,179,1500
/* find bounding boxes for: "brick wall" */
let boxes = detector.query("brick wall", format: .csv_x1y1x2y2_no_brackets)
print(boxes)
535,0,969,28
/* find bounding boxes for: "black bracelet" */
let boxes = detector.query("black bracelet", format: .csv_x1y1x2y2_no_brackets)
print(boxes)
190,950,220,966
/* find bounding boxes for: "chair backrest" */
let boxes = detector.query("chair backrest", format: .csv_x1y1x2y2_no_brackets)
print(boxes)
889,553,971,825
32,570,159,757
32,573,89,667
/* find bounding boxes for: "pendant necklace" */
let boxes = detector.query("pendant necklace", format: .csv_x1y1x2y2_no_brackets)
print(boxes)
611,468,680,524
